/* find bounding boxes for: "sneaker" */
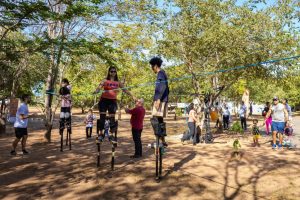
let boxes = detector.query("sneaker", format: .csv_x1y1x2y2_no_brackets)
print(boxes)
10,150,16,155
22,149,29,155
278,144,282,150
272,144,277,149
163,142,168,147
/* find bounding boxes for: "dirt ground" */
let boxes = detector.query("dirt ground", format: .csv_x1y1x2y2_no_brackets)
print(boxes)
1,108,300,200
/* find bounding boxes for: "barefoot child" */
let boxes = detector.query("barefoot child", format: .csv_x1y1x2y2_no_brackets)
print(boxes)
85,109,96,138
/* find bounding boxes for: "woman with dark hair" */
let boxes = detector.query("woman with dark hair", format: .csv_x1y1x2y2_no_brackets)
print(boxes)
181,103,198,145
94,66,136,141
262,102,272,135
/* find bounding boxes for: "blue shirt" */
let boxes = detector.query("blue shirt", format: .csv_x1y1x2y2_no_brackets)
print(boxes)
153,70,169,102
14,103,29,128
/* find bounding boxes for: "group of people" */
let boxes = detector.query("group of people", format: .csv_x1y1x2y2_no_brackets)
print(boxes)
9,54,296,156
252,97,293,149
10,57,170,159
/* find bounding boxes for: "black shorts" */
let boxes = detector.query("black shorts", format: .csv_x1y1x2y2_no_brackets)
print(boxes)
61,107,71,112
15,128,28,139
98,98,117,114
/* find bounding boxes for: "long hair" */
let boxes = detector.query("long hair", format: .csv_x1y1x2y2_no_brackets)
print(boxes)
106,66,119,81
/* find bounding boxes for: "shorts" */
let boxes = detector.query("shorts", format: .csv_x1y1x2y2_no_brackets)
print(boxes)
253,134,260,140
15,128,28,139
98,98,117,114
271,121,285,133
152,102,168,118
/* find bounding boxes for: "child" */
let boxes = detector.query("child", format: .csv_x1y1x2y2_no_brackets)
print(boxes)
284,120,293,136
283,121,294,148
222,106,230,130
85,109,96,138
252,119,262,147
59,78,72,135
233,139,241,158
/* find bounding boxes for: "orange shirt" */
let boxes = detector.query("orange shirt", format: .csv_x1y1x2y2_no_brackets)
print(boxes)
100,80,120,100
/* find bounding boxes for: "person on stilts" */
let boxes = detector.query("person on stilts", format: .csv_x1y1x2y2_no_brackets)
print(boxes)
149,57,169,181
59,78,72,151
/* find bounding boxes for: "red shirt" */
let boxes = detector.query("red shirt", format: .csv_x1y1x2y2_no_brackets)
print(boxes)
101,80,119,100
128,106,145,130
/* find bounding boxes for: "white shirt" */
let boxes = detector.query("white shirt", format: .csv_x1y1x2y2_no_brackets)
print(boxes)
271,103,285,122
14,103,29,128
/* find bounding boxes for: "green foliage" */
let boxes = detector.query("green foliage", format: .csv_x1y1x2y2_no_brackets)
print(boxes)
229,121,244,134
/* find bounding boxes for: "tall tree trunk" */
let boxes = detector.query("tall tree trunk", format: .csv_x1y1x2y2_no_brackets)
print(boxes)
44,1,64,142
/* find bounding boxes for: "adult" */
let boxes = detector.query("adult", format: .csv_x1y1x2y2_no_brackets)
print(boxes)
214,102,222,128
222,105,230,130
265,97,288,149
150,57,169,147
262,102,272,135
125,98,146,158
249,101,253,117
94,66,136,141
181,103,198,145
282,98,292,121
59,78,72,136
239,101,247,130
10,94,31,155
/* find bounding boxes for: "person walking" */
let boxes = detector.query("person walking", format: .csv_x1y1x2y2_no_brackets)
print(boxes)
265,97,288,149
10,94,31,155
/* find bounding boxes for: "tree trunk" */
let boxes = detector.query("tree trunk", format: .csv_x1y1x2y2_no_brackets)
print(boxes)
0,99,6,134
44,1,65,142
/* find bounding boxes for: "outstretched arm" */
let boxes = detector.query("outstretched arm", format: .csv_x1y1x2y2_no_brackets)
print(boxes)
120,82,136,100
93,80,105,94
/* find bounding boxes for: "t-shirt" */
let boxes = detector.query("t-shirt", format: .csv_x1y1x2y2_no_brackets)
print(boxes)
188,109,196,122
252,126,260,135
153,70,169,102
239,105,246,118
222,109,230,116
61,85,72,108
101,80,119,100
14,103,29,128
86,114,96,127
128,106,146,130
285,104,292,117
271,103,285,122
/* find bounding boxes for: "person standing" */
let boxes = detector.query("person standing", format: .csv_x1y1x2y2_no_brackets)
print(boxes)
125,99,146,158
239,101,247,130
10,94,31,155
262,102,272,135
150,57,169,147
181,103,198,145
282,98,292,121
222,106,230,130
265,97,288,149
93,66,136,142
85,109,96,138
